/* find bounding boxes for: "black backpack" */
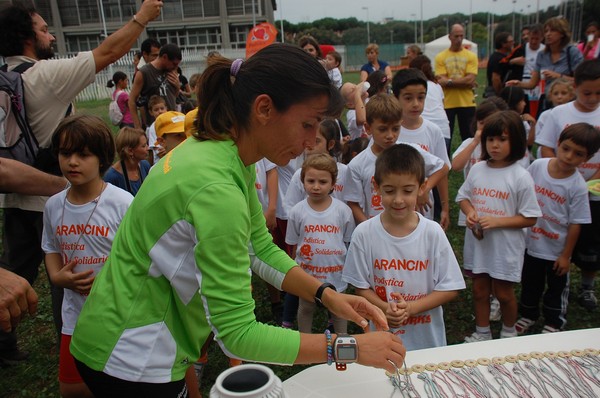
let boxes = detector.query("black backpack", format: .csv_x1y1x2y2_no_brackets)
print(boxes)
0,62,39,166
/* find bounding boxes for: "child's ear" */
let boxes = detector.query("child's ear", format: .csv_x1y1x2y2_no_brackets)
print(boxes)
373,179,381,194
418,179,427,197
364,122,372,134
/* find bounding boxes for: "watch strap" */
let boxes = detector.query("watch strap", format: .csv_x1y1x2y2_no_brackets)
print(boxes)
314,283,336,308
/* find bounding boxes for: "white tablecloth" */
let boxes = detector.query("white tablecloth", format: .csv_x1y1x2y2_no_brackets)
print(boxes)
283,328,600,397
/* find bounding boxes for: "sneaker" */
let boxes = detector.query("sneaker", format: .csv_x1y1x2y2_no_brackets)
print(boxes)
515,317,535,335
500,329,518,339
578,289,598,311
489,296,502,321
0,348,29,367
464,331,492,343
541,325,560,334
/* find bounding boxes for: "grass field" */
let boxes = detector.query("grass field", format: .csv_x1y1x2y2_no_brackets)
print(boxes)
1,71,599,397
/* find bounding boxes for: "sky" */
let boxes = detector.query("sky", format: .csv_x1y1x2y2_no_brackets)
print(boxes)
277,0,564,24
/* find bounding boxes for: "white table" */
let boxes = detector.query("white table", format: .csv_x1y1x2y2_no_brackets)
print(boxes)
283,328,600,397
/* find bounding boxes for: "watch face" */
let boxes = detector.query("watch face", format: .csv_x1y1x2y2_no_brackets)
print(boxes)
337,345,357,361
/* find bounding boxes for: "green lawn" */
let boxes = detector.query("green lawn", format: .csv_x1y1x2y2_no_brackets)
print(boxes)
1,70,599,397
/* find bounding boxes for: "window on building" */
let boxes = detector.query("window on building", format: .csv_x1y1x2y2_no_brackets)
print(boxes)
149,28,221,51
77,0,100,24
181,0,219,18
226,0,262,17
32,0,53,25
65,34,102,53
58,0,80,26
229,25,253,49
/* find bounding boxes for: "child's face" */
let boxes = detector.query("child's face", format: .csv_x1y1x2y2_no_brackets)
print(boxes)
325,54,339,71
305,130,330,156
375,172,423,224
574,78,600,112
119,78,129,90
303,167,334,203
485,132,511,163
550,84,574,106
367,118,401,153
163,132,187,153
150,102,168,118
58,144,101,188
556,138,589,172
397,84,426,123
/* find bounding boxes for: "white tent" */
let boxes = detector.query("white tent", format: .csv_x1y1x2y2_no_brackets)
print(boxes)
424,36,479,72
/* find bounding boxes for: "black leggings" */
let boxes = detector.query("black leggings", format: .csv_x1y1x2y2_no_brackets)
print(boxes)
75,359,188,397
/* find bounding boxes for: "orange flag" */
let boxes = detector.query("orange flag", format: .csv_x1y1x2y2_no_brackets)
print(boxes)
246,22,278,58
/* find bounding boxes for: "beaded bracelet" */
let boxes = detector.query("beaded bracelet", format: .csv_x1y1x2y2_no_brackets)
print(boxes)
324,329,333,366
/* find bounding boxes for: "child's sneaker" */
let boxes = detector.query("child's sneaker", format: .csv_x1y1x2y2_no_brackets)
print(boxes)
489,296,502,321
541,325,560,334
515,317,535,335
500,329,518,339
578,289,598,311
464,332,492,343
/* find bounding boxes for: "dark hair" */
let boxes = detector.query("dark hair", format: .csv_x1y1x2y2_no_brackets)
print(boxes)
366,70,389,97
51,115,115,175
499,86,526,111
327,51,342,67
528,24,543,35
365,93,402,125
195,43,343,141
391,68,428,97
558,123,600,157
141,38,160,55
107,71,127,88
480,111,526,163
375,143,425,185
409,55,435,82
319,119,342,159
0,4,35,57
298,35,322,58
341,137,369,165
470,97,509,136
494,31,511,50
574,59,600,86
160,43,182,61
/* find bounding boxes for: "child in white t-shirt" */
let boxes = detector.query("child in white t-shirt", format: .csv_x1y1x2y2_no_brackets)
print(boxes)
343,144,465,350
457,111,541,343
286,154,355,333
42,115,133,397
344,94,448,225
325,50,343,89
340,81,369,139
517,123,600,335
391,68,451,229
145,95,168,165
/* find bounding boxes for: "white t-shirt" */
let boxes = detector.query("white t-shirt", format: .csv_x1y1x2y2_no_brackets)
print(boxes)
286,198,355,291
342,213,465,350
456,161,542,282
422,81,451,140
255,158,277,212
452,138,482,226
526,158,591,261
346,109,364,140
397,118,451,166
283,162,349,214
344,143,445,219
535,101,600,200
524,43,545,100
328,68,343,90
276,157,303,219
534,110,550,158
146,122,161,165
41,184,133,335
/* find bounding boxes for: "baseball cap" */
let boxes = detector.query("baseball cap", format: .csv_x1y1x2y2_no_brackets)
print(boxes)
184,108,199,136
155,111,187,137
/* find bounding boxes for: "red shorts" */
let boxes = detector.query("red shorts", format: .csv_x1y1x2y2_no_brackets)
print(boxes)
59,334,83,384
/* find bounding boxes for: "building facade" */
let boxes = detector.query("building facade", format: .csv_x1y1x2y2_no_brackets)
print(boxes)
1,0,276,55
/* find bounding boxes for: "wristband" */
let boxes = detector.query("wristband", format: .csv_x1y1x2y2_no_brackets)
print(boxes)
132,14,147,28
324,329,333,366
314,283,336,308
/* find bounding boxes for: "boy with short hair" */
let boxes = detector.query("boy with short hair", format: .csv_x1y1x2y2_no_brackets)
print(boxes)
392,68,451,230
342,144,465,350
154,111,189,154
535,59,600,310
518,123,600,334
344,94,448,224
325,51,343,89
146,95,168,164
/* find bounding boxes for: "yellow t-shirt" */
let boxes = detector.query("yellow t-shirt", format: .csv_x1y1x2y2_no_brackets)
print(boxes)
435,48,478,109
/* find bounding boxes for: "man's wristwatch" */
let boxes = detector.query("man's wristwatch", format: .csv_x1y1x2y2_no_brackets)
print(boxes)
314,283,336,308
333,333,358,371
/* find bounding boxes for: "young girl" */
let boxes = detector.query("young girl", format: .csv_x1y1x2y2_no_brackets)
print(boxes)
500,86,536,164
106,71,133,128
456,110,541,342
534,78,575,157
366,70,389,98
285,154,355,333
103,127,151,196
42,115,133,398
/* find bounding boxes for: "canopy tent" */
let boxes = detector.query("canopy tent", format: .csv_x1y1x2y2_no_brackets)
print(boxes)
424,36,479,72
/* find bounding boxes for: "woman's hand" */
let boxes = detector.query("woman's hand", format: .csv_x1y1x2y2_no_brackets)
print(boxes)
322,289,389,331
355,331,406,373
